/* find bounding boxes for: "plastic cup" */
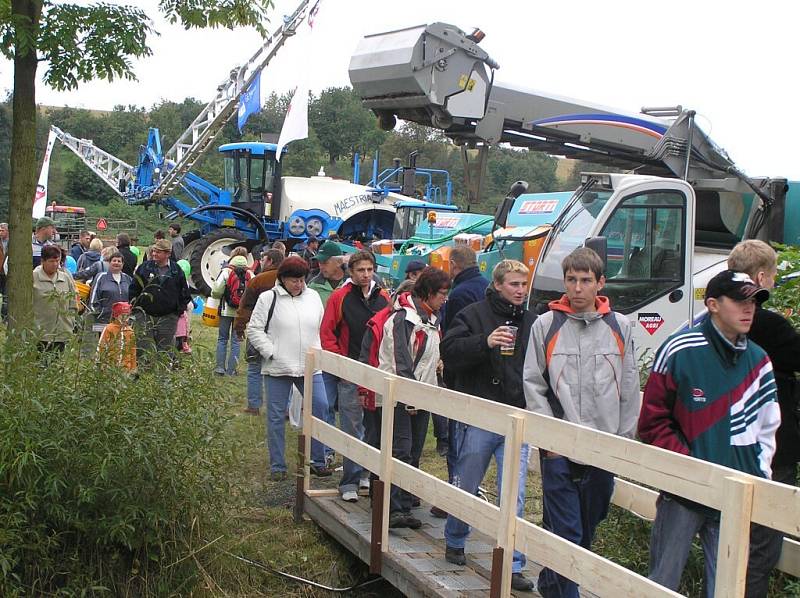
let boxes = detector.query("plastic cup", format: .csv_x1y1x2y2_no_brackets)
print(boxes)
500,325,518,356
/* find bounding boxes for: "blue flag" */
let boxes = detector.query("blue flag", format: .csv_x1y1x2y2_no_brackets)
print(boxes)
237,73,261,132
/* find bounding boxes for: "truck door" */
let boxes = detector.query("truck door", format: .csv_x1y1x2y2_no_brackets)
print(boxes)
596,181,695,363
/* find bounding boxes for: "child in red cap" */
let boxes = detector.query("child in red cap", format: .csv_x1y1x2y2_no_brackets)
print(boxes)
97,301,137,373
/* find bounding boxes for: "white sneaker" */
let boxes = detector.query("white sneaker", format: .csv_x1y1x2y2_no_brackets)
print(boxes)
359,478,371,490
341,490,358,503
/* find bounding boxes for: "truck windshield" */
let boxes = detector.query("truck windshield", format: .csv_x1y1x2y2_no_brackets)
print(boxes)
529,189,613,310
392,207,427,239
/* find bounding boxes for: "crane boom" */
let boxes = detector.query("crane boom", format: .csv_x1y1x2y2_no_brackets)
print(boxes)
348,23,742,183
50,125,135,197
146,0,311,204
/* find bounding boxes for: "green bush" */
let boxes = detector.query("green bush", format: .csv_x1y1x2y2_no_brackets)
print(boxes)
0,338,237,595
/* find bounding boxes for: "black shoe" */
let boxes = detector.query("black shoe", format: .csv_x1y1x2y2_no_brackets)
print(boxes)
511,572,535,592
389,511,408,528
411,497,421,508
404,514,422,529
269,471,287,482
444,546,466,566
310,464,333,477
430,505,448,518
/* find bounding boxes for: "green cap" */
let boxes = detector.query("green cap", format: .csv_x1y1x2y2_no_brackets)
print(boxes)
35,216,55,230
315,241,343,262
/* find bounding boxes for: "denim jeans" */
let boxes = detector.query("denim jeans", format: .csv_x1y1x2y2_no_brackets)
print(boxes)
215,315,240,374
337,380,367,494
537,456,615,598
389,405,430,513
265,373,327,472
444,424,529,573
746,463,797,597
246,355,264,410
322,371,339,427
649,493,720,598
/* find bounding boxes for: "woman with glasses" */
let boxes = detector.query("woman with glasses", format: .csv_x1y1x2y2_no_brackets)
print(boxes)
371,266,450,529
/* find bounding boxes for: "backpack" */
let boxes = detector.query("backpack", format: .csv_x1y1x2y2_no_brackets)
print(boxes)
223,266,252,308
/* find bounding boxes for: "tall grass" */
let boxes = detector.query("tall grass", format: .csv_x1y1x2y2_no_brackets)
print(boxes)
0,337,238,595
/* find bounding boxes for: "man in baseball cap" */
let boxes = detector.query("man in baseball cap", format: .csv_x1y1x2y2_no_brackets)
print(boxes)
308,241,344,306
32,216,57,268
639,268,779,595
404,260,426,281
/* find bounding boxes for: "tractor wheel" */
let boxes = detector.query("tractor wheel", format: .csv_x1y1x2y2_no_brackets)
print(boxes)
189,228,248,296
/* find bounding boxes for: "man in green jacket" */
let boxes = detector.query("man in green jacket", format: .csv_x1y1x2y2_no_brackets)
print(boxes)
307,241,344,306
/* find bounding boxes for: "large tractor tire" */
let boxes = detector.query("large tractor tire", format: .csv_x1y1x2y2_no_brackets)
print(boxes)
189,228,248,296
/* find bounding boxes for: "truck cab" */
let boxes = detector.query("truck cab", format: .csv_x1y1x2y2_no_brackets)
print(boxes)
529,173,757,360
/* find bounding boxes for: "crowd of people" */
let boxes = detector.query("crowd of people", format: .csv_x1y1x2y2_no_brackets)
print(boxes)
227,236,798,597
2,215,797,596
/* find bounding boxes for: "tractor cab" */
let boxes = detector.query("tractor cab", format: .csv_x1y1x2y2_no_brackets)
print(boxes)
219,142,284,219
392,200,459,240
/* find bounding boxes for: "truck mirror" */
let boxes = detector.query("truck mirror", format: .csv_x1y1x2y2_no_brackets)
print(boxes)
584,236,608,272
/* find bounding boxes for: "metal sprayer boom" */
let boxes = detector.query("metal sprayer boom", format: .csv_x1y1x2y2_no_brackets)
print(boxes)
148,0,311,204
50,125,135,197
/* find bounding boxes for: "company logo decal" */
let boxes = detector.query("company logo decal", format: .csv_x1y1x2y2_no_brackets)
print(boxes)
692,388,706,402
638,312,664,335
518,200,558,215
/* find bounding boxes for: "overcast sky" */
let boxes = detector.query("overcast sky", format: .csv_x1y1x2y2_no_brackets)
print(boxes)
2,0,798,179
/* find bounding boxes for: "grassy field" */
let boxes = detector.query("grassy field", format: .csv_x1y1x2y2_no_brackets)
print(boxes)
142,318,799,596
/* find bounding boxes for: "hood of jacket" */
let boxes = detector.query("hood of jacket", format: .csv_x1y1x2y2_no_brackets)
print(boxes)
548,294,611,317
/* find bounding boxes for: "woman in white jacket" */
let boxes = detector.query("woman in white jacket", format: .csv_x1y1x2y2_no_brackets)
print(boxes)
247,255,330,481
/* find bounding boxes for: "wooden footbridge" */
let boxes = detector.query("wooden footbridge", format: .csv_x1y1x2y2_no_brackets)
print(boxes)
292,349,800,597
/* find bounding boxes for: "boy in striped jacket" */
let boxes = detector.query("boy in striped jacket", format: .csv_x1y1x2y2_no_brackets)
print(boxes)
639,269,780,597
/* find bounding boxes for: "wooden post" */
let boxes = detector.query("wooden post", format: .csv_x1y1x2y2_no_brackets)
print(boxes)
370,479,386,573
490,547,505,598
379,377,397,551
293,434,305,523
714,476,755,597
492,413,525,598
302,349,315,496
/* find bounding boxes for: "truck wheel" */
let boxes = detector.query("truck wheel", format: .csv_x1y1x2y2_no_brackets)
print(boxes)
189,228,248,296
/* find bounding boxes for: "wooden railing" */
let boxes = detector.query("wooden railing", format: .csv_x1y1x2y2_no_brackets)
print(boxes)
296,349,800,598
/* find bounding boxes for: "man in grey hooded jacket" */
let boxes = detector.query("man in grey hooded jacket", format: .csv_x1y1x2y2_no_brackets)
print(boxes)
523,247,639,598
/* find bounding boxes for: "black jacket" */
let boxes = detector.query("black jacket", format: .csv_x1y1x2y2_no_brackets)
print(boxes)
117,245,138,277
129,259,192,317
748,305,800,467
440,286,536,408
441,265,489,332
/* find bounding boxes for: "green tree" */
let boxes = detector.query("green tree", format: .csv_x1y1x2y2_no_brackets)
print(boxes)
0,0,274,330
310,86,387,166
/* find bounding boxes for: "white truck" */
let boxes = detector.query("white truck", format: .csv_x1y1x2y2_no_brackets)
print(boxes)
348,22,798,358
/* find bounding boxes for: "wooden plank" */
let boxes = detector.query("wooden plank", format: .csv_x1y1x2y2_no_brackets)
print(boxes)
293,434,305,524
391,459,502,542
495,414,524,598
714,476,754,597
302,349,315,495
515,519,681,598
380,377,397,552
777,538,800,578
306,488,339,497
311,419,381,473
370,479,385,574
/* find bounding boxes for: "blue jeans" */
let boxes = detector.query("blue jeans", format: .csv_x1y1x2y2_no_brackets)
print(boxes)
246,355,264,410
337,380,367,494
322,371,338,427
649,494,720,598
444,424,529,573
215,315,240,374
265,373,328,472
537,456,615,598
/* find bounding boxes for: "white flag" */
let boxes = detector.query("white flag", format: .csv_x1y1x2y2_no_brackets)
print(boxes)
275,0,323,161
33,130,57,218
275,83,308,161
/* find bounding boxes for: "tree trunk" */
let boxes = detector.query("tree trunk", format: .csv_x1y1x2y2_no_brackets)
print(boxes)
7,0,43,333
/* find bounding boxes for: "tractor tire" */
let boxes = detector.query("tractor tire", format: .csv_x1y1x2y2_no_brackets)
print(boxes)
189,228,248,296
